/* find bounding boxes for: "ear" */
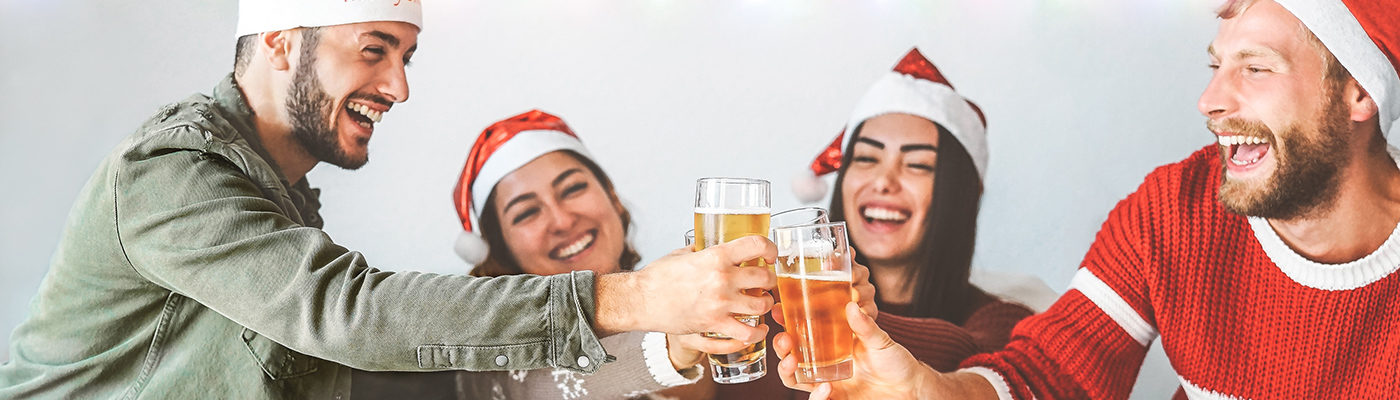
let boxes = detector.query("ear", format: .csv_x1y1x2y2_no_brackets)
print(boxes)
1341,78,1379,124
259,30,295,71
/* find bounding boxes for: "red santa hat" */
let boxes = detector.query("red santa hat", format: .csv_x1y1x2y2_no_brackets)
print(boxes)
452,110,593,265
1273,0,1400,139
793,48,988,204
236,0,423,37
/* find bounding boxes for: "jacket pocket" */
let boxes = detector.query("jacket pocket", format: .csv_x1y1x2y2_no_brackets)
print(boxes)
240,328,320,380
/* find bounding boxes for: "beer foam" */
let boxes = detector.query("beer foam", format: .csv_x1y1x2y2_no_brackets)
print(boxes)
778,270,852,282
694,207,771,215
778,238,836,257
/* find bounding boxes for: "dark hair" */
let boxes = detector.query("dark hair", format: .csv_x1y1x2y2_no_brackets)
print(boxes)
829,122,983,322
233,28,323,78
470,151,642,277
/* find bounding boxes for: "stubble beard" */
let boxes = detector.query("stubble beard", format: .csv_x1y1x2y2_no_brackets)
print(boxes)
286,50,369,170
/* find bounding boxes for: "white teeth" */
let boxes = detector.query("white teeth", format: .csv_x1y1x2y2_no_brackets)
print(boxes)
555,233,595,259
862,207,908,222
346,103,384,124
1217,135,1268,146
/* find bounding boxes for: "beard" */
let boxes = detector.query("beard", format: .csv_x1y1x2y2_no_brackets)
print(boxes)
1215,95,1351,220
286,50,369,170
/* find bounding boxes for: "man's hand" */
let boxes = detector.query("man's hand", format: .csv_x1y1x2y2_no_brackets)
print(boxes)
595,235,777,343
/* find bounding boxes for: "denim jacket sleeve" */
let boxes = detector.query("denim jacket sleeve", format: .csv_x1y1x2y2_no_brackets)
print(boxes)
110,125,608,373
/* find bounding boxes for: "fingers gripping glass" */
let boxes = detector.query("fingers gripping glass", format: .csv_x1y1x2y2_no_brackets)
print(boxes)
692,177,770,384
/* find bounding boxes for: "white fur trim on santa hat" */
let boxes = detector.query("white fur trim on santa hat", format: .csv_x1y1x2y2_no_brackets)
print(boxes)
1275,0,1400,139
454,231,489,265
845,72,990,180
791,170,830,204
470,130,593,214
236,0,423,37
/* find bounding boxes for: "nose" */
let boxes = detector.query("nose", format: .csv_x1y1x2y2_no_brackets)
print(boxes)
379,62,410,103
870,160,901,195
1198,69,1236,120
545,204,578,235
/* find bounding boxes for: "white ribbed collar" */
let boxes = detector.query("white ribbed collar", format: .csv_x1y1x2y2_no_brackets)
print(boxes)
1249,146,1400,291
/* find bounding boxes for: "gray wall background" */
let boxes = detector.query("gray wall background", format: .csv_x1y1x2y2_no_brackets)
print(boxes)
1,0,1223,397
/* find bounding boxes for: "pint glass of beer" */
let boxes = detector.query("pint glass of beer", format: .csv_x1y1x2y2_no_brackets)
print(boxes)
693,177,770,384
771,221,854,383
771,206,829,229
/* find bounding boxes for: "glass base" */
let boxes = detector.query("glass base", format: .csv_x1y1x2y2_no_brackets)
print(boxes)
710,353,766,384
796,359,852,384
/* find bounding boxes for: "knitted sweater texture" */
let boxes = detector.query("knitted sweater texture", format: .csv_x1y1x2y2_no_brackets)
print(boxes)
963,146,1400,399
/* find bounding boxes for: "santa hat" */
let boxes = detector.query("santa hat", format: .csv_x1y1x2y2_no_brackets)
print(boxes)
1273,0,1400,139
451,110,593,265
236,0,423,37
793,48,988,204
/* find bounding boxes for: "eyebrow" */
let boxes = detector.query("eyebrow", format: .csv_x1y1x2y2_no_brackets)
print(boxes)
502,193,538,215
900,144,938,152
855,137,885,149
365,30,401,48
553,169,583,187
1207,44,1284,61
856,137,937,152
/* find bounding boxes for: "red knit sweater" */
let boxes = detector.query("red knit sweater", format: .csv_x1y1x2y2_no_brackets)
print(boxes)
962,146,1400,399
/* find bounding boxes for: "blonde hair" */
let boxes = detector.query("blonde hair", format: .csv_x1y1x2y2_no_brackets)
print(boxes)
1216,0,1349,85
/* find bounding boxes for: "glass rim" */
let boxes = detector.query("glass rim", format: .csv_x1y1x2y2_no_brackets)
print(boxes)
772,206,827,217
695,177,771,185
771,220,846,233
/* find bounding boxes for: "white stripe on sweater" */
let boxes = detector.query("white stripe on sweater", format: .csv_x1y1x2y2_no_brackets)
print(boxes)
1069,268,1158,347
1180,376,1249,400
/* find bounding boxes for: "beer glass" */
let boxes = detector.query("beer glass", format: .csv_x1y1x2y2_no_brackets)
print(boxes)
772,206,829,228
693,177,770,384
771,221,854,383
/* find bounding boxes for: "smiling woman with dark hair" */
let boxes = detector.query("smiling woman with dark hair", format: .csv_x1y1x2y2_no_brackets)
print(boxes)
351,110,728,400
716,48,1037,400
820,49,1034,373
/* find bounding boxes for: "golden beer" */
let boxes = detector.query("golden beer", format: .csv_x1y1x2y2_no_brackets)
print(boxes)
776,266,854,383
693,209,770,369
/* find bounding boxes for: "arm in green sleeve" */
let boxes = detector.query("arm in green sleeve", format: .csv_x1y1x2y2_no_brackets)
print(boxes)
112,140,607,373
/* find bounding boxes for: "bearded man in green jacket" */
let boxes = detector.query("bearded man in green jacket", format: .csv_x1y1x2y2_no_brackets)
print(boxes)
0,1,778,398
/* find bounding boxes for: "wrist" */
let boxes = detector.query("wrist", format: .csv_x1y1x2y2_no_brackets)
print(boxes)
925,369,1001,400
594,272,641,336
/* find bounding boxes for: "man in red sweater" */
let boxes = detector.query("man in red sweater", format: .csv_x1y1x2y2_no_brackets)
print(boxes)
771,0,1400,398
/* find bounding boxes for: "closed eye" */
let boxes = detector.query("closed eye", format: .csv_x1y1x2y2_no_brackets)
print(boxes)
852,156,877,164
561,182,588,198
364,46,386,60
907,163,935,172
511,208,539,225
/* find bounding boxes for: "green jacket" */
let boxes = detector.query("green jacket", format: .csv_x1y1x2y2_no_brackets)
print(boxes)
0,75,609,399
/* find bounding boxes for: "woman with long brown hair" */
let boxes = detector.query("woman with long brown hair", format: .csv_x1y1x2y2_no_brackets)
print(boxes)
720,48,1040,399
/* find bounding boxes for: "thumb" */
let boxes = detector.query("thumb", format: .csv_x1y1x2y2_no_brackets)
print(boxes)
847,301,897,351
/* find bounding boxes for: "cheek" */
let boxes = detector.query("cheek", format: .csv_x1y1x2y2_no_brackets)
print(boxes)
501,225,548,261
840,172,870,202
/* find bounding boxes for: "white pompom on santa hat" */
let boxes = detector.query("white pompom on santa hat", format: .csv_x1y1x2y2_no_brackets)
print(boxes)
452,110,594,265
1273,0,1400,139
793,48,988,204
235,0,423,37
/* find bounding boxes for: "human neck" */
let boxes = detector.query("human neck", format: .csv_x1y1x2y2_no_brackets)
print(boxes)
1267,144,1400,264
236,73,318,185
869,259,915,304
